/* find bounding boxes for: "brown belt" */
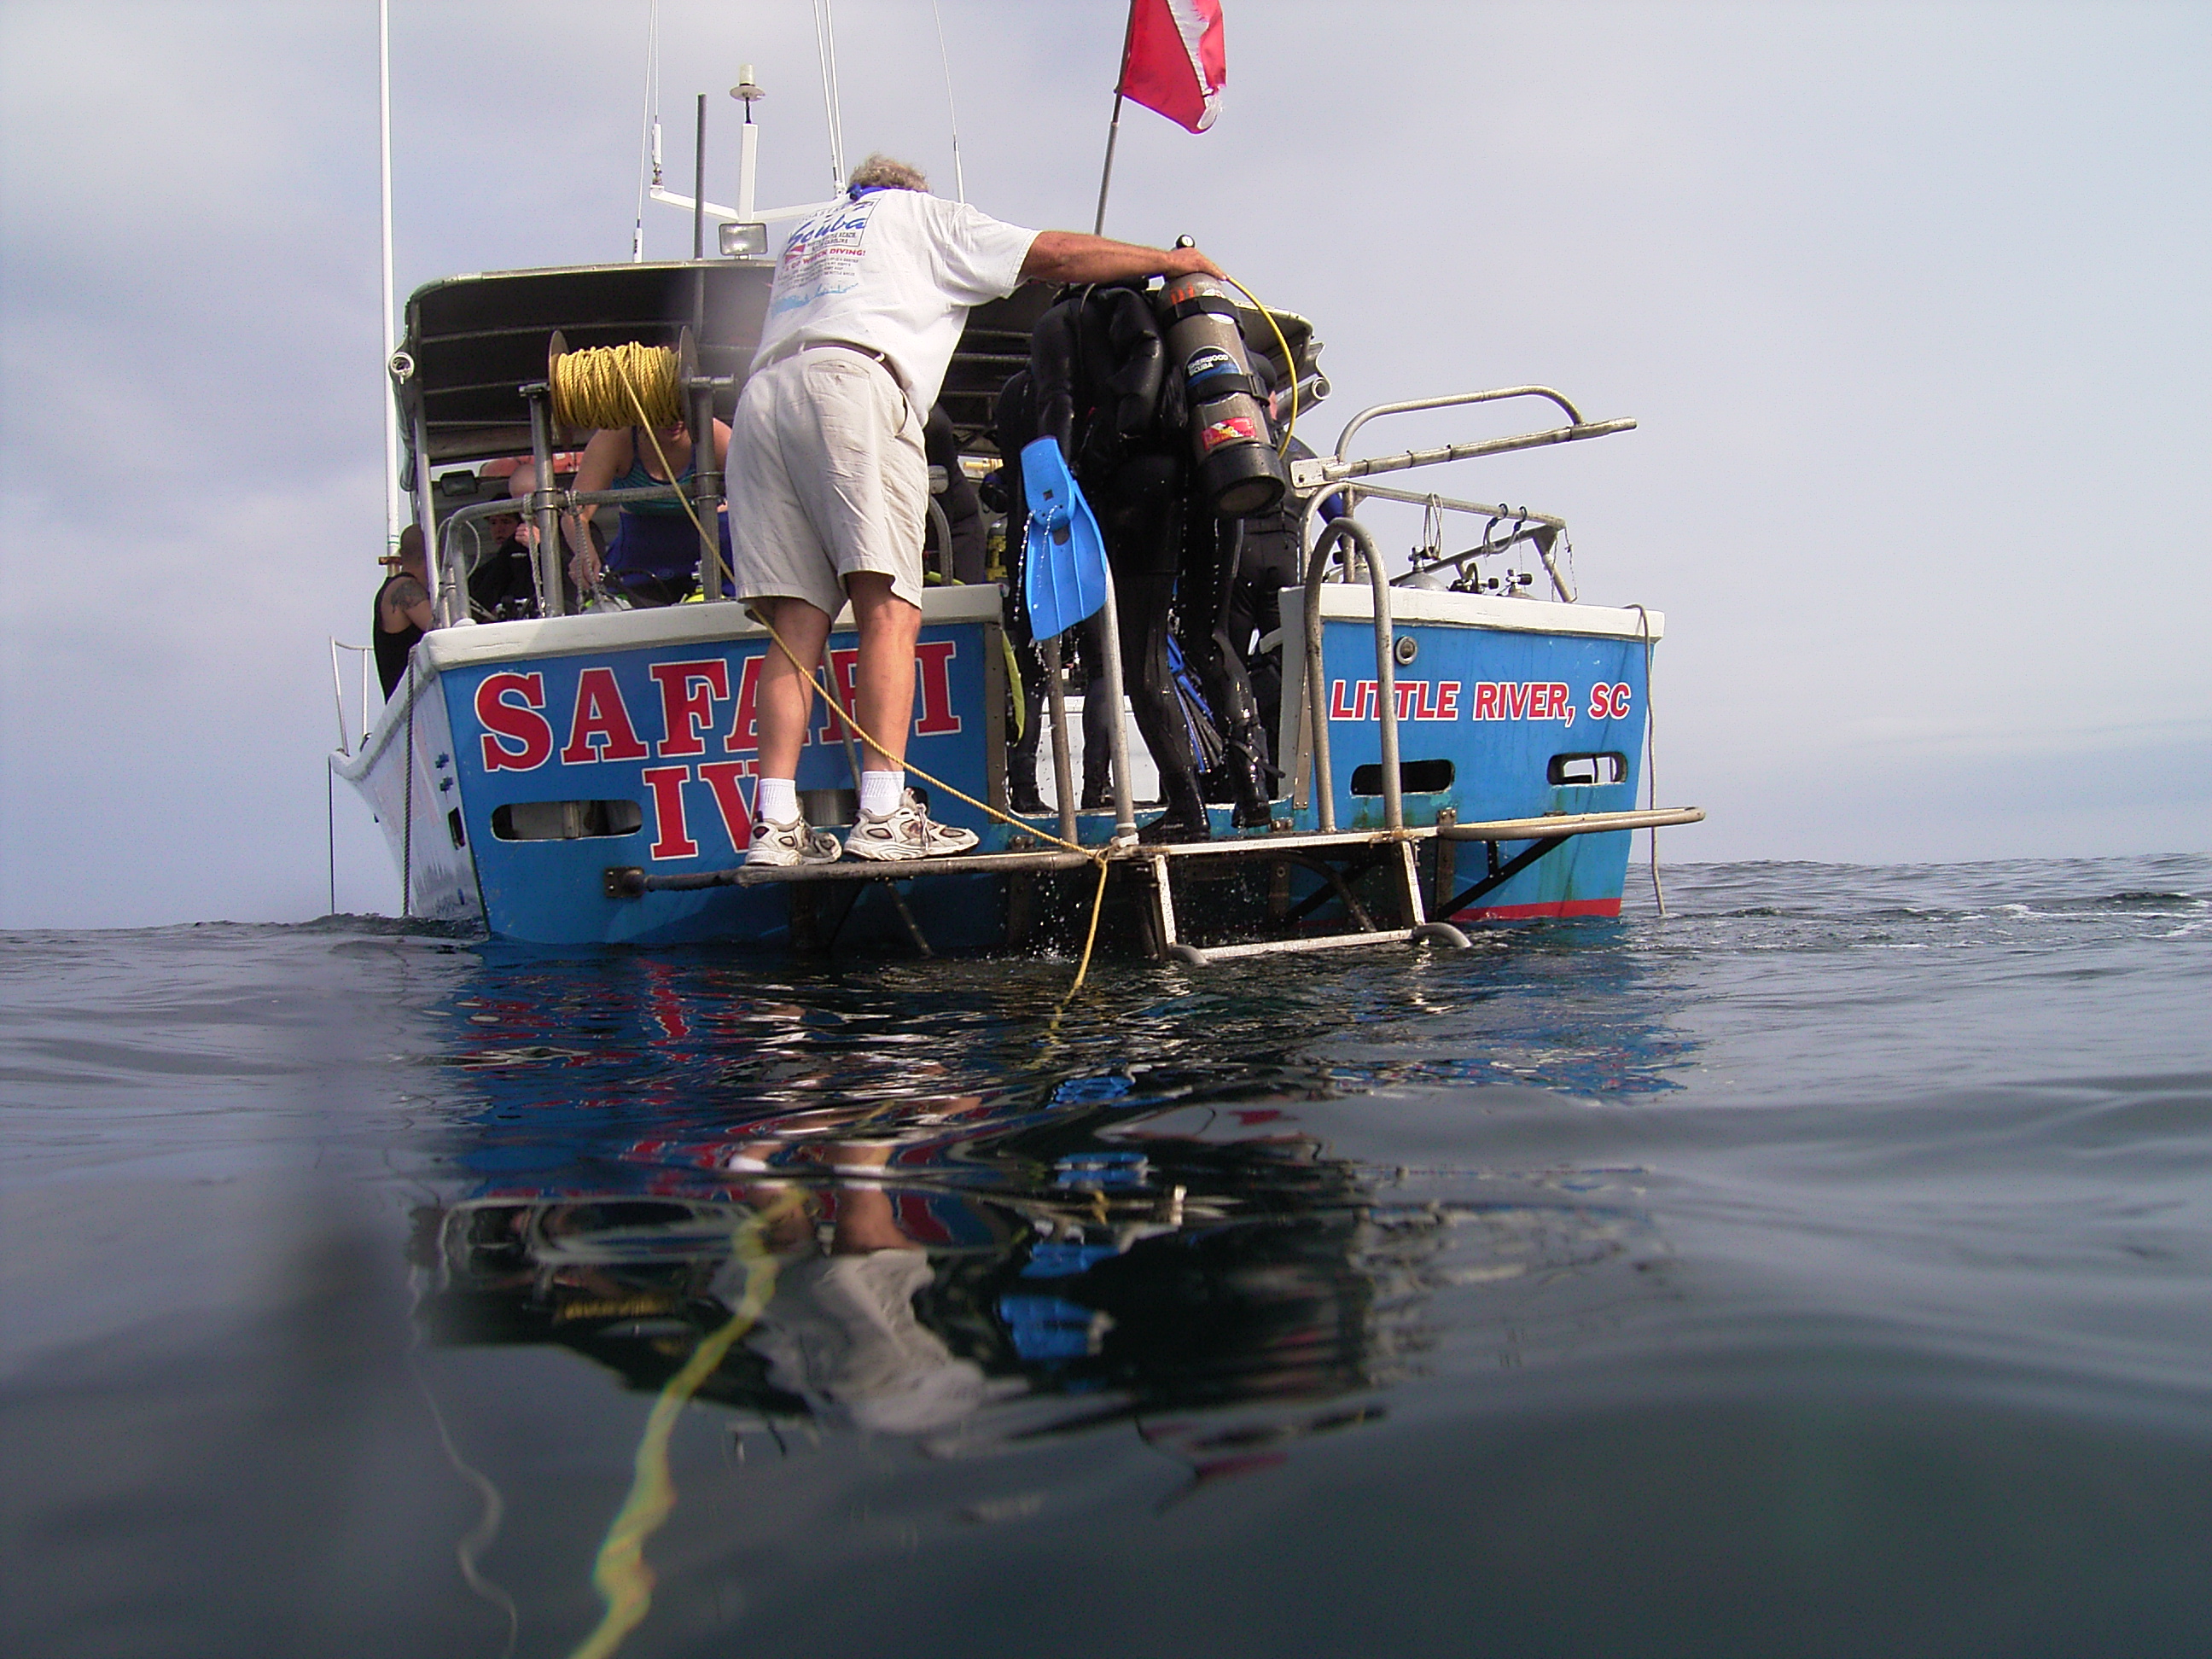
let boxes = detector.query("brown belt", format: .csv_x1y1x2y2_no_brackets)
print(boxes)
764,337,905,395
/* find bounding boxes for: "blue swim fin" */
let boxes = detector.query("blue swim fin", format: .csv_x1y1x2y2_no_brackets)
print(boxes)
1021,437,1108,639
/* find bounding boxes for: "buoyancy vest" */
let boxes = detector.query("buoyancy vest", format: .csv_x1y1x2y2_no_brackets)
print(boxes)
1027,283,1169,486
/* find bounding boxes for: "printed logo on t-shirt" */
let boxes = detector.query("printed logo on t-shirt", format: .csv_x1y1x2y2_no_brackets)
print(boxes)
770,195,878,315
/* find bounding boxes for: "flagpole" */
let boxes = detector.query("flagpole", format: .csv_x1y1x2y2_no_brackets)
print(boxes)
1091,95,1123,235
1091,1,1139,234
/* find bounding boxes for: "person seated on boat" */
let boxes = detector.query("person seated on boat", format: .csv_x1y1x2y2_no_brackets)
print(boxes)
373,524,434,698
561,416,733,608
921,407,988,585
727,150,1222,867
466,505,538,621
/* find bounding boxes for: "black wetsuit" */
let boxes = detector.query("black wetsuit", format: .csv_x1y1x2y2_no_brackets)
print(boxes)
1220,438,1334,782
922,408,988,586
1024,283,1272,835
374,573,425,698
468,530,538,621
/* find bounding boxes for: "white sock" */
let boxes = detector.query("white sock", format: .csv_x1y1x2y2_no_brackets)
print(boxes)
755,776,799,825
859,770,905,817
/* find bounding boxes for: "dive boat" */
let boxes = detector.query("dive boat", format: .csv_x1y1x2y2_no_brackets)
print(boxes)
334,228,1698,961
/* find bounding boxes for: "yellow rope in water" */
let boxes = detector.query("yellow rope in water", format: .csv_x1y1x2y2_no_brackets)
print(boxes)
568,1191,803,1659
614,370,1115,1000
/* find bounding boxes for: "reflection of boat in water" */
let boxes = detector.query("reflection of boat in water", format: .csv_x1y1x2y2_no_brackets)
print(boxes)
333,54,1701,959
411,1081,1662,1448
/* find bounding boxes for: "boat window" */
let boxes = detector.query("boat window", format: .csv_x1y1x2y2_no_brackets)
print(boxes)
1349,759,1455,796
490,800,644,841
1547,752,1627,787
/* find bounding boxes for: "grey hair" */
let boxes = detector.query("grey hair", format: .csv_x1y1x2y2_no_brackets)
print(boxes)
847,154,928,193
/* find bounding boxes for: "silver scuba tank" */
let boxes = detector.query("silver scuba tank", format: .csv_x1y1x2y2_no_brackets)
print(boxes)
1155,273,1289,518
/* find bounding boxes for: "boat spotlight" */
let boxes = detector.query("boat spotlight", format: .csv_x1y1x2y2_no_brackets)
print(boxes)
719,221,768,259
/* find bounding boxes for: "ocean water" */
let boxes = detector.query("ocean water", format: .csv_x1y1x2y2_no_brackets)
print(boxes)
3,853,2208,1658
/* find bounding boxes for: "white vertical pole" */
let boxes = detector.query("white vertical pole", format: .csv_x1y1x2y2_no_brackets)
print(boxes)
378,0,403,551
738,112,758,219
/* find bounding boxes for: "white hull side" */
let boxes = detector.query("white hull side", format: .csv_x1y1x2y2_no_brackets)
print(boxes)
330,658,483,922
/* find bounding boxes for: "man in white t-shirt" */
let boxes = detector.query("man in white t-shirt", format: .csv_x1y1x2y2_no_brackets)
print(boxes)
731,153,1226,866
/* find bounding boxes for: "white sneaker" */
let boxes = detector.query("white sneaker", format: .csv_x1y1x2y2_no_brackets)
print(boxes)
841,789,980,862
745,815,842,868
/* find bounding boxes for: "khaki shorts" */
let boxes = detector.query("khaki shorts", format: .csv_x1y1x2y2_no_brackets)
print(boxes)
728,348,928,617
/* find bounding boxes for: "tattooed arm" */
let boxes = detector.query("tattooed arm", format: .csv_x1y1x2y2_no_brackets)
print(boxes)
381,574,434,636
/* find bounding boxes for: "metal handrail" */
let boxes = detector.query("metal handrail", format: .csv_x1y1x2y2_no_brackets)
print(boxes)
1332,386,1585,462
1297,515,1402,836
328,638,372,754
1302,416,1638,493
1287,388,1632,597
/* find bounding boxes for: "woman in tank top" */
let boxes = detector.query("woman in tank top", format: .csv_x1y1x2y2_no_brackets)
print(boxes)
561,417,734,607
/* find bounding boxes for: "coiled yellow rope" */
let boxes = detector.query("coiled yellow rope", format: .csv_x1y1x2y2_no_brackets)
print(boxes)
551,342,684,433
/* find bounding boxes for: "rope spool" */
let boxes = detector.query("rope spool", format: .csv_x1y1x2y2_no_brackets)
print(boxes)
547,338,684,433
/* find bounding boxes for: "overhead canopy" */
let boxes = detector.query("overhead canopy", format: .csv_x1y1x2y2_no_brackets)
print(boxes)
393,259,1319,478
396,262,765,475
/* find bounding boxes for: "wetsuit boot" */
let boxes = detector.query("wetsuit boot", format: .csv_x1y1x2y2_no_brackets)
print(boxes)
1138,770,1213,843
1220,739,1274,829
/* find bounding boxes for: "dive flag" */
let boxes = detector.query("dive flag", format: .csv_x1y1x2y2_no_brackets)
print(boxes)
1117,0,1226,134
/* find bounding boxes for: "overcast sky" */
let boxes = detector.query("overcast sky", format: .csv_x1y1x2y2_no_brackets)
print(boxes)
1,1,2205,928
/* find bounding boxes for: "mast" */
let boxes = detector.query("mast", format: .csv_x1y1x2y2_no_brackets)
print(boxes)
378,0,401,548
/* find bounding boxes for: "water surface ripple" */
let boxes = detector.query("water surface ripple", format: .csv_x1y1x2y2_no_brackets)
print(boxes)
3,855,2207,1657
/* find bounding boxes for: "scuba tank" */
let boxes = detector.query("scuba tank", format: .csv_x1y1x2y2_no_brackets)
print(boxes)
1155,271,1289,519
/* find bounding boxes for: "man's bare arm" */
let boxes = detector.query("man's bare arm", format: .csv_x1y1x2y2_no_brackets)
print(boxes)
1019,230,1225,287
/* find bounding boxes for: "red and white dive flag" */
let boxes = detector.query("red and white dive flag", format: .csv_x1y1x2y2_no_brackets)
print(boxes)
1118,0,1226,134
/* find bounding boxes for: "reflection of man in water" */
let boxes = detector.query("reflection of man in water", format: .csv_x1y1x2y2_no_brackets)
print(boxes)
720,1144,984,1435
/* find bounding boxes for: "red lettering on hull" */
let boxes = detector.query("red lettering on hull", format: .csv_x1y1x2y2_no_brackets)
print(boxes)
814,648,863,745
640,765,698,859
560,667,650,765
698,760,759,850
723,655,765,754
475,672,553,771
913,640,963,736
649,660,731,759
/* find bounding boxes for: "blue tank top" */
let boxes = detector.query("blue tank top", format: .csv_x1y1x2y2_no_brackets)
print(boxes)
609,428,694,516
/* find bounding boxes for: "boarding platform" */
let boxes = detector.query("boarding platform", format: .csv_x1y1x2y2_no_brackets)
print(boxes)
603,807,1704,964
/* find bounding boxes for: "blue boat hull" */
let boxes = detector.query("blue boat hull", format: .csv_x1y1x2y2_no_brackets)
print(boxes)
337,585,1663,946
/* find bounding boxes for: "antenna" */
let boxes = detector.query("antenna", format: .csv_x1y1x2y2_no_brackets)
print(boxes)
812,0,847,189
731,64,764,219
632,0,663,261
929,0,965,202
